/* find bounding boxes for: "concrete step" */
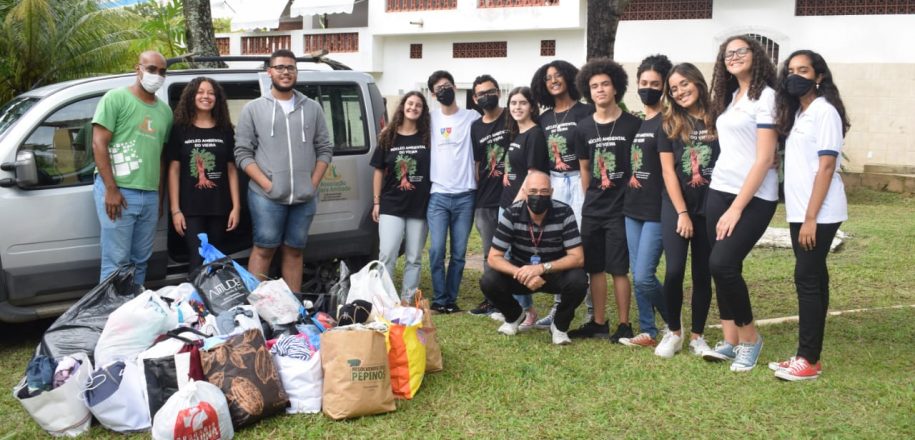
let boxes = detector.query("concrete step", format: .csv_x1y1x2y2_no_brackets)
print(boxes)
840,172,915,194
863,164,915,175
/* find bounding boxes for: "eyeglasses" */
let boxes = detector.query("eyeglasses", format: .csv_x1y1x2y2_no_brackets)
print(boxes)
138,64,167,76
433,83,453,94
544,72,564,82
475,89,498,99
527,188,552,196
724,47,751,60
270,64,297,73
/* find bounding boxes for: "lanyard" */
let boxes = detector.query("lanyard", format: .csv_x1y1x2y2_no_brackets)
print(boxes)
528,222,544,254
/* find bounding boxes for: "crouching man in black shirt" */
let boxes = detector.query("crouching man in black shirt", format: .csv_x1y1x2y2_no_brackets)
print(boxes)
480,171,587,345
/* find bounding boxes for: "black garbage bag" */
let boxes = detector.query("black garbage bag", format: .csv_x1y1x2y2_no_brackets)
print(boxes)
299,261,350,315
39,265,143,361
189,257,250,315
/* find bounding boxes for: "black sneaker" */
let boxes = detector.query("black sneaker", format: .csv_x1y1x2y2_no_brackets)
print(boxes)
430,303,449,314
445,303,461,314
609,323,634,344
469,300,496,316
567,320,610,339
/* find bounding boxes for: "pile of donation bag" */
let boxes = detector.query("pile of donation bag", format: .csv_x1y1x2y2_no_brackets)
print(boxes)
13,235,443,438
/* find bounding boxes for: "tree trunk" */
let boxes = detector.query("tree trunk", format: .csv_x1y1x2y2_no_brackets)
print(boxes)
586,0,631,61
183,0,227,68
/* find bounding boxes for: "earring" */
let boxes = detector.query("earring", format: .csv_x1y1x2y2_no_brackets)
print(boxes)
816,83,820,91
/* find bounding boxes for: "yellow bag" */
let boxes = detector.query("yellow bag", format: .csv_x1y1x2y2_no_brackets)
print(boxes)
381,310,426,400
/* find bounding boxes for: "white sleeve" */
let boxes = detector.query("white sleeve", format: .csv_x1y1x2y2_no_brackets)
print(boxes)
756,87,776,128
816,103,844,157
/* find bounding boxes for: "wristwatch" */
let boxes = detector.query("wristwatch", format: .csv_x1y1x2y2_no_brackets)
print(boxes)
543,262,553,274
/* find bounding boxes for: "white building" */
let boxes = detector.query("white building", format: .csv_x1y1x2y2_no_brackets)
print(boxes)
216,0,915,172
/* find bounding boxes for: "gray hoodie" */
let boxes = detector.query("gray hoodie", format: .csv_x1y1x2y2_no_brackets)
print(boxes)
234,90,334,204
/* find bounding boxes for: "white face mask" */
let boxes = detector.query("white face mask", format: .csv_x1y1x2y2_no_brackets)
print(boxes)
140,71,165,94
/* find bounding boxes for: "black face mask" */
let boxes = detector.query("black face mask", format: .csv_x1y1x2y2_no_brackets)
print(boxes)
638,88,663,106
436,87,455,106
477,94,499,110
527,195,551,215
786,75,816,97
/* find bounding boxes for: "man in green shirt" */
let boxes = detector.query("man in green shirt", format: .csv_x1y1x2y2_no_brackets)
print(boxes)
92,50,173,285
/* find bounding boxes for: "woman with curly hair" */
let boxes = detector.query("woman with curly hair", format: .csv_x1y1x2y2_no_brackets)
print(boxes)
768,50,849,381
650,63,720,358
370,91,432,302
567,58,641,342
529,60,595,329
167,77,240,271
703,35,779,372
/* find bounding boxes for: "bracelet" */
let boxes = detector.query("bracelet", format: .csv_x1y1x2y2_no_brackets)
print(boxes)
171,210,182,215
678,210,688,215
373,203,380,206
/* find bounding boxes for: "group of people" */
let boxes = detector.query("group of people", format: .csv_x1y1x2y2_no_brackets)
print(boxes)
375,34,849,381
91,36,849,382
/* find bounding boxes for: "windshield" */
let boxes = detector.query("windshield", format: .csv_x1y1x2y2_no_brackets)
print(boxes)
0,97,39,138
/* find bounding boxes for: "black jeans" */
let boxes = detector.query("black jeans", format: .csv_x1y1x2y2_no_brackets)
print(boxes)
184,215,228,272
790,222,841,364
705,189,776,326
661,200,713,334
480,267,588,332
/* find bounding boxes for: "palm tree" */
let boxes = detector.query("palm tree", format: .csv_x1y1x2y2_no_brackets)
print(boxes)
0,0,141,103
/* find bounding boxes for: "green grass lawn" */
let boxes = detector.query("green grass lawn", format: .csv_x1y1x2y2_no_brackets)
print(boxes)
1,188,913,439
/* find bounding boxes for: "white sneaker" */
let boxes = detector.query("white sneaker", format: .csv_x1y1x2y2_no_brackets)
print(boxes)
497,312,526,336
550,323,572,345
490,312,505,322
689,336,712,356
654,331,683,359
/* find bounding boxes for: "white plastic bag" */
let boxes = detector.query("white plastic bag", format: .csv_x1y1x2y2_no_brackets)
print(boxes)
274,351,323,414
248,279,301,326
14,352,93,437
346,260,399,317
83,360,151,432
152,379,234,440
95,290,178,366
384,306,424,326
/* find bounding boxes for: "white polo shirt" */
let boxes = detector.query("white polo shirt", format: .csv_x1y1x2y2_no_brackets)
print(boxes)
430,108,480,194
784,97,847,224
712,86,779,202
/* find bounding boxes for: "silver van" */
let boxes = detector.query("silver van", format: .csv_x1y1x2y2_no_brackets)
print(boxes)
0,57,384,323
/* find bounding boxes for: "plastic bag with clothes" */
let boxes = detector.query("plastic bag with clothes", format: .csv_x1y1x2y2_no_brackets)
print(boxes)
94,290,178,366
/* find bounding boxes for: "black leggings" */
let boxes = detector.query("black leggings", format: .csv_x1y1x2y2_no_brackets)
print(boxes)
185,215,228,272
705,189,776,326
790,222,841,364
661,199,713,334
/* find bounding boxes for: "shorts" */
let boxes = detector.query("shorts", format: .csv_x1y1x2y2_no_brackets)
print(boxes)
248,186,317,249
580,213,629,275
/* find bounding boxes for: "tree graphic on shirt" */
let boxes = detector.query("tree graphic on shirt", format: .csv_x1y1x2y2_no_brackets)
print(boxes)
486,143,504,177
592,149,616,190
629,145,644,189
502,151,513,187
681,142,712,187
547,134,571,171
394,153,417,191
189,148,216,189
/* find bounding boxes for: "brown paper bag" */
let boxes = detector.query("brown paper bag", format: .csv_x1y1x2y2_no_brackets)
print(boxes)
320,326,396,420
416,291,443,373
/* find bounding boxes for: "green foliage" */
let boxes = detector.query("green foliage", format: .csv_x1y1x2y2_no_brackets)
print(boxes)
130,0,186,59
681,142,712,174
0,0,141,103
394,153,417,180
592,149,616,178
213,17,231,33
631,144,643,171
189,147,216,178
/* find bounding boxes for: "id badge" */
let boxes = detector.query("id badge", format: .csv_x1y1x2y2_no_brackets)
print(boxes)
530,255,541,264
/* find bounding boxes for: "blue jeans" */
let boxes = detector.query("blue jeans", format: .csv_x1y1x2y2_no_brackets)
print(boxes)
247,187,317,249
625,216,666,337
427,191,475,306
94,176,158,286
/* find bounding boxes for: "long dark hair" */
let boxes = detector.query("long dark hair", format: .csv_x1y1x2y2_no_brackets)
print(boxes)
504,86,540,142
775,50,850,137
662,63,715,143
378,91,430,150
173,77,233,132
530,60,581,109
710,35,776,121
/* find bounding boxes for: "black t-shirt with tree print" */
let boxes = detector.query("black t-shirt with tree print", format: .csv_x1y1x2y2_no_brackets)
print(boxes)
370,132,431,219
471,114,510,209
166,124,235,216
623,113,663,222
656,118,720,216
573,112,641,219
540,102,595,173
500,127,549,209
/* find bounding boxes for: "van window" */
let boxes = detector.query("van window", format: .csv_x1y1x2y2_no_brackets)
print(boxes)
167,81,261,127
297,84,368,155
0,97,39,138
17,95,102,188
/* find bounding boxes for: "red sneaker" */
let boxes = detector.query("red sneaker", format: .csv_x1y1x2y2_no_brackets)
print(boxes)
619,333,657,348
774,357,822,381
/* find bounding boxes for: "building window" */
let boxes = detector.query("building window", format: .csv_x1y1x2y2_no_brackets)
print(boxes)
796,0,915,16
303,33,359,53
621,0,713,20
747,33,779,65
386,0,457,12
216,37,230,55
478,0,558,7
540,40,556,56
453,41,508,58
241,35,291,55
410,44,423,59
